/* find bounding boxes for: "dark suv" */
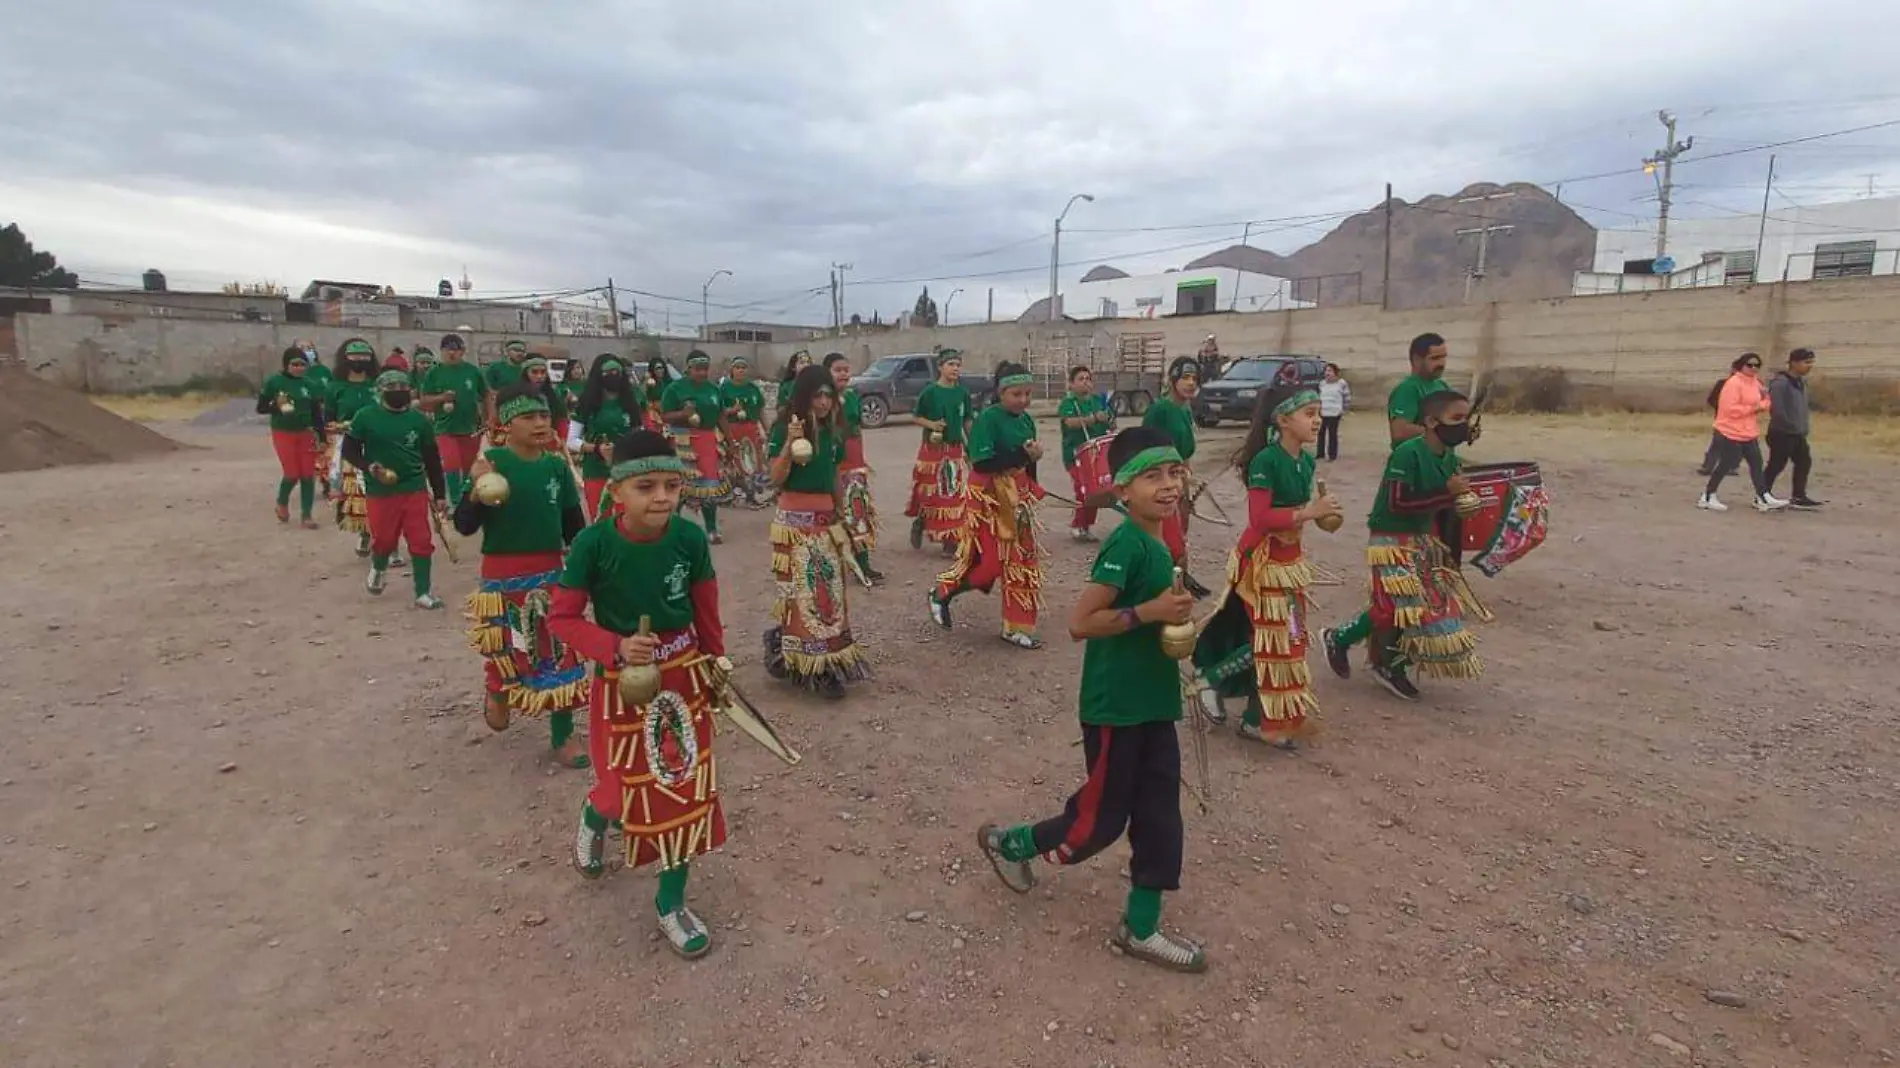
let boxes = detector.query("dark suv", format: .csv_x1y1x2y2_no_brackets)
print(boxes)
1194,355,1329,427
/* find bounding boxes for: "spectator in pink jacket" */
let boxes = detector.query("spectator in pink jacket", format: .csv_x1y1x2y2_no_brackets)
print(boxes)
1698,352,1788,513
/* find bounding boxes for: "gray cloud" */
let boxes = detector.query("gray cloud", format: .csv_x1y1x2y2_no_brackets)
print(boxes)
7,0,1899,322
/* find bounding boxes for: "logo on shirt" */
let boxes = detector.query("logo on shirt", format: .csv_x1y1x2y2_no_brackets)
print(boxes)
402,431,419,448
545,477,562,506
664,561,689,602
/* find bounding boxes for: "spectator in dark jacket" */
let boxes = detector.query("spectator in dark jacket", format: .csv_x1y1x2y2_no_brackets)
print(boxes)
1763,347,1822,509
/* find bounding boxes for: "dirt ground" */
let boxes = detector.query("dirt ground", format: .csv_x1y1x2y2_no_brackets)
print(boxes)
2,412,1896,1068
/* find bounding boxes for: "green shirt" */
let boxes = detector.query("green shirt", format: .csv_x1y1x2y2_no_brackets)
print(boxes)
477,447,580,555
1057,391,1114,468
968,405,1036,466
574,398,637,480
347,403,438,497
768,420,844,495
1385,374,1451,435
1245,443,1315,506
719,380,766,423
1079,520,1182,727
913,381,972,445
259,373,323,432
559,514,714,635
1142,396,1196,462
838,387,864,438
304,361,334,391
661,378,725,426
484,359,526,393
327,378,378,425
1366,435,1461,535
422,361,489,436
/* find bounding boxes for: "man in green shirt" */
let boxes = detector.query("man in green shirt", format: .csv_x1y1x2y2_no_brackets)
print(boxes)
976,424,1207,973
1057,364,1116,542
256,345,327,527
1385,331,1484,449
906,349,974,553
483,339,531,425
341,370,449,609
420,333,492,507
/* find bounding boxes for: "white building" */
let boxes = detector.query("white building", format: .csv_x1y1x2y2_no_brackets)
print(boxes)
1062,267,1315,321
1575,195,1900,294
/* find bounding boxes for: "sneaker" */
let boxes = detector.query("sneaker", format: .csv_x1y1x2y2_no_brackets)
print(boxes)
1790,496,1826,510
1236,722,1298,750
1372,662,1420,700
298,518,321,530
389,552,408,568
1196,688,1227,726
1071,527,1097,543
1320,627,1352,680
574,817,605,879
1183,572,1214,600
708,531,724,545
366,567,387,595
274,504,290,524
415,593,444,610
658,905,712,959
909,517,925,551
815,673,846,701
976,823,1036,894
1111,924,1208,973
863,564,887,585
354,534,372,559
927,592,952,629
1697,494,1729,512
1754,493,1789,512
1002,630,1043,650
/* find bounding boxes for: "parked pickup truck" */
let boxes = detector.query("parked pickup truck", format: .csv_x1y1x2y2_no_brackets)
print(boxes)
849,353,994,429
1193,354,1329,427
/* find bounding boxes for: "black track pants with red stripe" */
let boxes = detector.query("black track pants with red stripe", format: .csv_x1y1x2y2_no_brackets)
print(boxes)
1029,720,1184,891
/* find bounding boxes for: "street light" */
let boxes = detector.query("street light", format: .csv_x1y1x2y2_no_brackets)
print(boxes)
1048,193,1095,322
701,269,732,337
943,287,963,325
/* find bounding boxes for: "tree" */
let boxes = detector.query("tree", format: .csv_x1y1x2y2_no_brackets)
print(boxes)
0,223,79,289
911,286,939,328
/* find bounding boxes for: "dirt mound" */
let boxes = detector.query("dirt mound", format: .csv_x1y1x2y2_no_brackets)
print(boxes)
0,366,185,473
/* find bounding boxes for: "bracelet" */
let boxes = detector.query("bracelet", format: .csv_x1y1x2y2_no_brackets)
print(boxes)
1119,607,1141,631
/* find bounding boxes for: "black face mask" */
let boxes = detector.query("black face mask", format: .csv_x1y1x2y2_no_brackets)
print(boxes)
1435,421,1471,447
384,390,412,411
602,373,624,386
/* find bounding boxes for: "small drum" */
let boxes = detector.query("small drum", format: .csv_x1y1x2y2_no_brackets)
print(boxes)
1460,461,1550,578
1073,436,1116,508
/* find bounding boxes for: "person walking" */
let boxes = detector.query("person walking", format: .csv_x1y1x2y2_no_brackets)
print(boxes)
1698,353,1787,514
1316,362,1350,462
1763,347,1824,510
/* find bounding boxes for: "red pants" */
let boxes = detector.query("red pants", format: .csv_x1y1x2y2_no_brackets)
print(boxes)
438,433,482,475
1068,464,1100,530
271,430,318,480
366,492,435,558
1161,511,1187,565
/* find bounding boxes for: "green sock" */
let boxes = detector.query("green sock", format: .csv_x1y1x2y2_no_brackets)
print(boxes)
856,548,874,574
581,801,609,833
372,553,391,570
998,824,1039,863
656,863,689,915
1241,695,1263,728
276,479,294,507
1124,886,1163,939
297,478,315,518
1333,611,1372,648
550,709,575,748
446,471,466,507
701,504,718,534
412,555,433,597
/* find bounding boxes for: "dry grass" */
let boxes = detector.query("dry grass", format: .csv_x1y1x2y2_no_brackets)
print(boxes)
91,392,240,423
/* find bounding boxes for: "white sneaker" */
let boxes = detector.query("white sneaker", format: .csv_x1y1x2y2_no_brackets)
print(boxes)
1755,493,1789,512
1697,494,1728,512
1112,924,1208,973
366,567,387,594
415,593,445,610
1196,687,1227,725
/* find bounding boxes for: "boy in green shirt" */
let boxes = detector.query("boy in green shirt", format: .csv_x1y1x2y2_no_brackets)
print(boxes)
455,384,590,766
256,346,327,528
1057,364,1115,542
420,334,492,508
1321,389,1483,699
906,349,973,554
341,371,450,609
324,339,383,553
977,425,1207,973
659,351,734,542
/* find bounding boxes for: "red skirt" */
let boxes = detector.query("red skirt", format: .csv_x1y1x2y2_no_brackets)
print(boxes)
935,469,1043,635
906,440,968,542
466,551,590,715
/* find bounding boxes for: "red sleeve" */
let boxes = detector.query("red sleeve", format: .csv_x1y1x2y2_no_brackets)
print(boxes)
690,578,725,657
1238,486,1299,554
547,586,622,666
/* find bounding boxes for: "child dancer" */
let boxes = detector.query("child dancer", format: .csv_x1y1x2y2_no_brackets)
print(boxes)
568,356,643,521
718,356,771,507
764,365,871,700
1321,390,1483,699
548,428,730,958
341,370,449,609
976,425,1206,972
1057,364,1116,542
256,346,326,528
457,384,591,766
928,360,1046,649
824,353,883,583
659,351,734,542
1142,357,1203,586
419,333,490,507
325,338,382,555
906,349,973,555
1190,383,1341,746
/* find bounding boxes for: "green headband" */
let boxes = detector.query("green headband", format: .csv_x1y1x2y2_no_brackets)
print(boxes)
342,340,375,357
498,394,550,423
505,341,527,353
1266,389,1320,445
1113,446,1183,486
686,354,711,368
520,356,548,373
729,356,749,368
609,455,689,481
375,370,411,391
597,357,624,373
998,372,1033,388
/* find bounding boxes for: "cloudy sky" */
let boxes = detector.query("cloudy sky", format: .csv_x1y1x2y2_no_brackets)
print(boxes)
6,0,1900,327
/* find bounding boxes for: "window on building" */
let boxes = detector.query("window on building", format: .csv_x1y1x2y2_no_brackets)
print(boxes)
1174,280,1216,315
1723,250,1757,285
1813,240,1876,279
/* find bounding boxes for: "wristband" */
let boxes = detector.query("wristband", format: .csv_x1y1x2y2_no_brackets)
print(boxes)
1119,607,1141,631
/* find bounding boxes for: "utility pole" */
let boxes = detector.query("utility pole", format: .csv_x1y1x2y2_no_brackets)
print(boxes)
700,269,731,339
1455,189,1516,303
1049,193,1094,321
1754,154,1777,280
830,262,852,336
605,278,621,338
829,269,840,335
986,287,994,323
1644,109,1695,262
1381,182,1394,310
